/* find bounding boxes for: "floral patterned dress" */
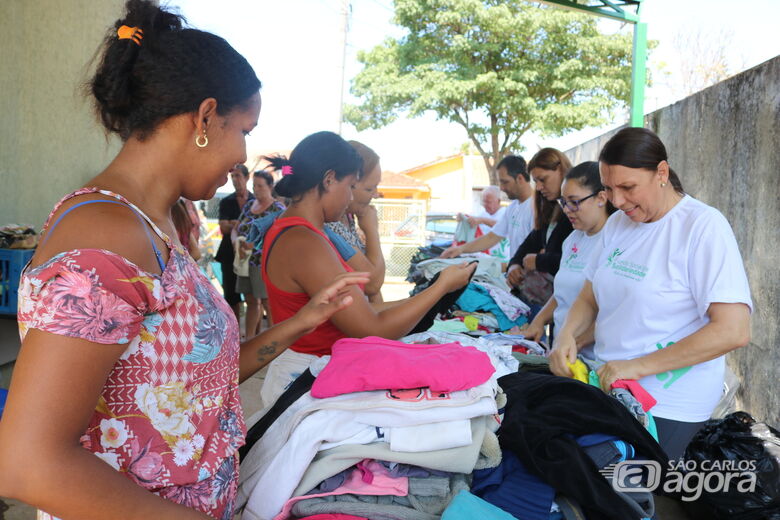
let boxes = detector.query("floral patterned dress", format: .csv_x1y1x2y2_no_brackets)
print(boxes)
325,215,365,254
18,188,244,520
236,199,285,267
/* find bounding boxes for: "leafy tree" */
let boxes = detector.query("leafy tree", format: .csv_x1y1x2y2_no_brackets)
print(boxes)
345,0,645,184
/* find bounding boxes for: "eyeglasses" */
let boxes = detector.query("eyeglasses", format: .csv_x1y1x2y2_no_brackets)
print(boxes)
557,192,598,212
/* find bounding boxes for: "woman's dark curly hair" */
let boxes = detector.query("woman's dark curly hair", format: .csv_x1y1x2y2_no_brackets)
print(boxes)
90,0,261,141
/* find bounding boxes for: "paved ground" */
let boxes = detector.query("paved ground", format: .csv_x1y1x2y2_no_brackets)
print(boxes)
0,282,691,519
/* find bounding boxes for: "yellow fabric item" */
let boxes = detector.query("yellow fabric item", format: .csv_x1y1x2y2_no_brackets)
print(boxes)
567,359,589,383
464,315,480,331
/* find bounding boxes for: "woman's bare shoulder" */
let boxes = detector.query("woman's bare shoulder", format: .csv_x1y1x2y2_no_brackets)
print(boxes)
33,194,166,274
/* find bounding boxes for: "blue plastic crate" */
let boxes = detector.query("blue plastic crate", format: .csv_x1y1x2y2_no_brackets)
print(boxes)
0,248,35,315
0,388,7,419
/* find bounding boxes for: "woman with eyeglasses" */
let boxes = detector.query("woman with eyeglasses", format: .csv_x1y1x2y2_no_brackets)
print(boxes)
506,148,574,312
551,127,752,461
519,161,615,348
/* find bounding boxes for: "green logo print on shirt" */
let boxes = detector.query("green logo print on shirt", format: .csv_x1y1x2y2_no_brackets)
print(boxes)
564,244,578,269
606,248,623,266
655,341,693,389
606,247,648,281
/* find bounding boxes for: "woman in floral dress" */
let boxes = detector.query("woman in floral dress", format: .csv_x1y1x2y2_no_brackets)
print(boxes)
0,1,365,519
234,170,286,338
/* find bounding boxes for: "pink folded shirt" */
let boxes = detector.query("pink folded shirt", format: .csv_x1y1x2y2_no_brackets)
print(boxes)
311,337,495,399
301,513,368,520
274,459,407,520
611,379,657,412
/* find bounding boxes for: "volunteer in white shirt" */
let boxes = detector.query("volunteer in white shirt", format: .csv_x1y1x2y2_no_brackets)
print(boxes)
551,128,752,460
440,155,534,261
520,161,615,350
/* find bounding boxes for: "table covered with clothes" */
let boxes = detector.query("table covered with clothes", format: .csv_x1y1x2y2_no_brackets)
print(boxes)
236,333,669,520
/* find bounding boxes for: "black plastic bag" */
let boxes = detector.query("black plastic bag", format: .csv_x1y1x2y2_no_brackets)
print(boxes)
682,411,780,520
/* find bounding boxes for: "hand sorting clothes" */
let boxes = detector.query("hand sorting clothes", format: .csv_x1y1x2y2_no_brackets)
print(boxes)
405,253,536,340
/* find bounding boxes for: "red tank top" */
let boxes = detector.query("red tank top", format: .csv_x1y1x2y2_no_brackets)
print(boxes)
261,217,352,356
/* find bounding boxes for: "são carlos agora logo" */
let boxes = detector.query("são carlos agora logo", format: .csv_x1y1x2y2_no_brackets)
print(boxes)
600,459,758,501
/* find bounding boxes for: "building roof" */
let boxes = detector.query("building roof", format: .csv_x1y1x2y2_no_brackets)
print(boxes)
398,153,490,186
399,154,462,177
379,171,429,189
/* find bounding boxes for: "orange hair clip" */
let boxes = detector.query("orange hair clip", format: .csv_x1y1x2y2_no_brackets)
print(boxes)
117,25,144,45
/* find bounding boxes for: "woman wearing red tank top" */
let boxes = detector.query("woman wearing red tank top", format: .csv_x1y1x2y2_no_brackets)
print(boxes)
260,131,476,406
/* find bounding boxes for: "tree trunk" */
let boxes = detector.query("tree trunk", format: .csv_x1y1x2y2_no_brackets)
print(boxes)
481,153,498,186
488,114,500,185
461,112,501,186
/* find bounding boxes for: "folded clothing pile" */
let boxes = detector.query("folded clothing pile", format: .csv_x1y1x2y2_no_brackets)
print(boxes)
237,336,501,520
238,337,670,520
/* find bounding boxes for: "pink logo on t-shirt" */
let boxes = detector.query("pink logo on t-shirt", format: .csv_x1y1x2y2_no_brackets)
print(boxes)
386,388,451,402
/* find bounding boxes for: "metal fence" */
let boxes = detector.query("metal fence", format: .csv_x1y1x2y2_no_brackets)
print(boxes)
374,199,427,279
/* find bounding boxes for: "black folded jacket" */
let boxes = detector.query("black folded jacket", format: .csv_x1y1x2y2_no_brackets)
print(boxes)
498,371,669,520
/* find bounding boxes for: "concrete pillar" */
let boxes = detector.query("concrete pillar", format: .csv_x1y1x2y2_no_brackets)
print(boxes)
0,0,125,228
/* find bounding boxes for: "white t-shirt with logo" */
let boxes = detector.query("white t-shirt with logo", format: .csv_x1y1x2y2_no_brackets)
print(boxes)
553,229,601,333
476,207,509,261
491,198,534,259
585,195,752,422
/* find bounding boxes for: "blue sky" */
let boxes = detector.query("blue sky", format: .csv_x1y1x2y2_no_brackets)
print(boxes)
178,0,780,173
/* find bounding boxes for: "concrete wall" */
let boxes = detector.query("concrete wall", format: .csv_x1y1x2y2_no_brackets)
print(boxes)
565,56,780,427
0,1,124,229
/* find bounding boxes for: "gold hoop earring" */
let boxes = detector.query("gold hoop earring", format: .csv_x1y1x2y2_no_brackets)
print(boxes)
195,133,208,148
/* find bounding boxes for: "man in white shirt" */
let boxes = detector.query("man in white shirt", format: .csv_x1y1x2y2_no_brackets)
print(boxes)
469,186,505,232
441,155,534,263
457,186,509,261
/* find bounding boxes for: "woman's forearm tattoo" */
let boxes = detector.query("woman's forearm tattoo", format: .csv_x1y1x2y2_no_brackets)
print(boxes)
256,341,279,363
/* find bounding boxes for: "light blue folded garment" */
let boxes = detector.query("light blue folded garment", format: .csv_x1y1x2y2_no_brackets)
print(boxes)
456,283,528,330
442,490,516,520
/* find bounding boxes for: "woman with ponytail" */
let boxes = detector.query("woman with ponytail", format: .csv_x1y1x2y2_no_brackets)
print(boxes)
551,127,752,461
259,131,476,407
0,2,366,518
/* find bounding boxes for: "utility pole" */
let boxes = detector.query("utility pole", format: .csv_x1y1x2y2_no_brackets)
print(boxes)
337,0,350,135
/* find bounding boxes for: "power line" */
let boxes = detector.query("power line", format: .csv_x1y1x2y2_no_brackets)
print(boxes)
337,0,351,134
